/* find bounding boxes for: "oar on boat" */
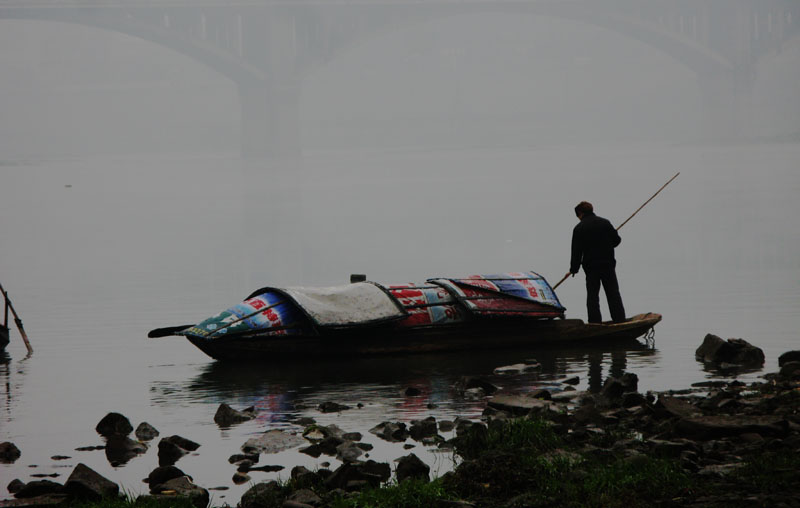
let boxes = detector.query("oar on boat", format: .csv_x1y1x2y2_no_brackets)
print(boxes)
148,324,195,338
0,283,33,355
553,171,680,290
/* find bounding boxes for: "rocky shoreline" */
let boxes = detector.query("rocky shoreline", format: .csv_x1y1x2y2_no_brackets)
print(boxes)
2,335,800,507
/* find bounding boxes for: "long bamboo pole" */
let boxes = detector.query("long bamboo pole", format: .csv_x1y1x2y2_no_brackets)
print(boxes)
553,172,680,290
0,283,33,355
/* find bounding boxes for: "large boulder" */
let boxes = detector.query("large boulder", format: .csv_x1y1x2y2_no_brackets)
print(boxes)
0,441,21,463
64,463,119,501
95,413,133,437
395,453,430,483
695,334,765,367
778,350,800,366
242,430,305,455
147,465,186,490
13,480,65,499
239,481,284,508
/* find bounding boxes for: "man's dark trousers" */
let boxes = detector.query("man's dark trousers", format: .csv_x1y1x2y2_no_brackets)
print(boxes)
585,265,626,323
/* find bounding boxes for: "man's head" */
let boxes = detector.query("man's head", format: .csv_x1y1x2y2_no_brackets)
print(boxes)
574,201,593,219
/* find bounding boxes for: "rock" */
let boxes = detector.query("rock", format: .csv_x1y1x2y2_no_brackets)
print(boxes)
247,464,284,473
104,435,147,466
487,394,559,416
134,422,159,441
0,442,21,464
283,501,315,508
457,376,499,395
778,350,800,366
0,494,69,507
439,420,455,432
158,436,199,467
563,376,580,385
50,456,70,461
695,334,765,367
318,401,351,413
95,413,133,437
64,463,119,501
147,465,186,489
335,442,363,463
13,481,64,499
493,363,539,376
214,403,255,426
157,441,185,467
8,479,26,494
779,361,800,379
242,430,305,454
409,417,439,441
240,481,284,508
395,453,430,483
290,466,322,489
369,421,409,442
404,386,422,396
287,488,322,507
654,396,702,419
149,476,209,508
232,472,250,485
229,453,260,464
325,462,386,490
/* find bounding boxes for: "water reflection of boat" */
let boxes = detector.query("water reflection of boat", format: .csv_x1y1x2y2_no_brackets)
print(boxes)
150,340,659,413
149,272,661,361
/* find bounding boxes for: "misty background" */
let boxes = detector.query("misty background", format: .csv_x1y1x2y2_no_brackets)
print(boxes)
1,10,798,157
1,2,800,501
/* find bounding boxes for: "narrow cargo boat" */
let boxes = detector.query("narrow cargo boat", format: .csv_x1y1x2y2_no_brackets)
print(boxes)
148,272,660,361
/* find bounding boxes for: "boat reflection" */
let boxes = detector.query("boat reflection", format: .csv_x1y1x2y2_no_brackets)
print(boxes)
150,337,659,424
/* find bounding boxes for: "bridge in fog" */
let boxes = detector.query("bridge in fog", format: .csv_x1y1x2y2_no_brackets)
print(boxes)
1,0,797,157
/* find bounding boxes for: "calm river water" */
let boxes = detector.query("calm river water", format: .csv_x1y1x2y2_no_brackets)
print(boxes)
1,142,799,503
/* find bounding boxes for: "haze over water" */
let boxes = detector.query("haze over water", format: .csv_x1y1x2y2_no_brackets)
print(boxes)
2,3,800,504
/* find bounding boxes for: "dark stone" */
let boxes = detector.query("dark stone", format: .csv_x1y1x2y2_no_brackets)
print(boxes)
49,456,70,461
621,392,647,408
458,376,499,395
318,401,350,413
290,466,322,489
232,472,250,485
0,442,21,464
149,477,209,508
146,465,186,489
600,378,626,399
779,361,800,379
95,413,133,437
369,421,409,442
214,403,255,426
287,488,322,507
228,453,259,464
563,376,580,385
620,372,639,392
395,453,430,483
8,479,26,494
695,334,765,367
134,422,159,441
410,417,439,441
64,463,119,501
335,442,363,463
529,389,552,401
325,463,382,490
239,481,284,508
163,435,200,451
246,464,284,473
14,481,64,499
404,387,422,396
104,435,147,466
0,494,69,507
778,350,800,367
157,440,185,467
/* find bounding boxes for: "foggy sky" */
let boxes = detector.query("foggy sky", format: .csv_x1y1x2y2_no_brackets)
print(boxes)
0,4,798,158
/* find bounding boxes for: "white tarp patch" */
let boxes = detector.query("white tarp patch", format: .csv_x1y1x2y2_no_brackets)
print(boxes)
281,283,406,327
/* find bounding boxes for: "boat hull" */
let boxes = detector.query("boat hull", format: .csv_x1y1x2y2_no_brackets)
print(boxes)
186,312,661,361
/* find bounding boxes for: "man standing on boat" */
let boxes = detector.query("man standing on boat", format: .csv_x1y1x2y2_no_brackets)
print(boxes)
568,201,626,324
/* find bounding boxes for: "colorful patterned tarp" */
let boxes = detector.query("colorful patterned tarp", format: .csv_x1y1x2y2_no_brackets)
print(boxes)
178,272,564,341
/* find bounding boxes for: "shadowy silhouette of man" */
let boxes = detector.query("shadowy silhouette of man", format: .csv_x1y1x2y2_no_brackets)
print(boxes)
567,201,626,323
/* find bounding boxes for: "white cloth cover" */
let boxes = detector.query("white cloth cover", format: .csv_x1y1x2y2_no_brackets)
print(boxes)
281,283,405,327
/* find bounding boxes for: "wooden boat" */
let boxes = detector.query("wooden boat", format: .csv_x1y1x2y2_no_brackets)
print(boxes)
149,272,661,362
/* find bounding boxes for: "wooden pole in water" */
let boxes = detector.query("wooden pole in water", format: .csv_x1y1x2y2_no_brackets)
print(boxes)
553,172,680,290
0,283,33,355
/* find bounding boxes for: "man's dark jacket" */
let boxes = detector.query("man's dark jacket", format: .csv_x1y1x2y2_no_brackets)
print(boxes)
570,212,621,274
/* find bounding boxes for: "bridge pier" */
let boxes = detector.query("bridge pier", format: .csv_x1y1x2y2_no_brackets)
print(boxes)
239,79,301,159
